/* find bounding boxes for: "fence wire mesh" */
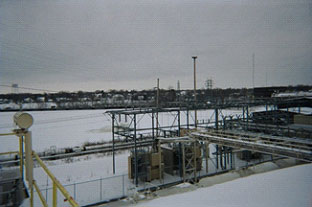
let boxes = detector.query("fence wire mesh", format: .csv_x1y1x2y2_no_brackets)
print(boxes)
33,151,274,207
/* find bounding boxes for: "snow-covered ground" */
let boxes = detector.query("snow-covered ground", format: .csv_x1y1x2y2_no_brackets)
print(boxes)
0,107,264,153
31,152,132,206
1,107,271,206
134,163,312,207
34,152,129,188
0,110,111,152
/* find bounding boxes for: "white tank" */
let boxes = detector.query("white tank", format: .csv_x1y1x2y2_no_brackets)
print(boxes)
13,112,34,129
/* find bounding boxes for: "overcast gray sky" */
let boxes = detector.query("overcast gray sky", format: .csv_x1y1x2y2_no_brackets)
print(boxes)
1,0,311,93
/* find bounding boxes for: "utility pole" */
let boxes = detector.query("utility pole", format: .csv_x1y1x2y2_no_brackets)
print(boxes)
192,56,198,128
156,78,160,136
252,53,255,88
157,78,160,108
265,68,268,87
177,80,181,107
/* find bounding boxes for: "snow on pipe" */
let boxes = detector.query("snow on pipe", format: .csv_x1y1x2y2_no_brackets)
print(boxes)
191,132,312,162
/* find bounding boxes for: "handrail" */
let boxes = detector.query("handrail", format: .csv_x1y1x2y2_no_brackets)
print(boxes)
0,132,16,136
0,151,18,156
33,180,48,207
33,151,79,207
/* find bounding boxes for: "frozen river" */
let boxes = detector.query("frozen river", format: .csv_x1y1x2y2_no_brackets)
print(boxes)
0,110,111,152
0,107,265,153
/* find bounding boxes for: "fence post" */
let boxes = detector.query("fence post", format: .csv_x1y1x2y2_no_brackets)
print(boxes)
100,178,102,201
122,175,125,197
74,183,76,201
46,175,49,202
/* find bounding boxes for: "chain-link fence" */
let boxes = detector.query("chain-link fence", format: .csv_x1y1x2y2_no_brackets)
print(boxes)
33,151,274,207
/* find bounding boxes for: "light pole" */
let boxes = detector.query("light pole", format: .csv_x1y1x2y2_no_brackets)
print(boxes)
192,56,197,128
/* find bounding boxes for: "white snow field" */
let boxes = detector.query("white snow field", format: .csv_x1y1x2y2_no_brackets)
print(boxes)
135,163,312,207
0,110,111,152
0,107,269,206
0,107,261,153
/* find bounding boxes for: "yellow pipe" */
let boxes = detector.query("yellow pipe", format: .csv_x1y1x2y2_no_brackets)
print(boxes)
0,151,18,155
53,182,57,207
33,151,79,207
33,180,48,207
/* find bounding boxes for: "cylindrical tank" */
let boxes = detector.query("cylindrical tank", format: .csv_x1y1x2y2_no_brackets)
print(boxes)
13,112,34,129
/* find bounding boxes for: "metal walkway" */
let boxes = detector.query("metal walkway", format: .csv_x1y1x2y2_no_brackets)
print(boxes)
192,130,312,162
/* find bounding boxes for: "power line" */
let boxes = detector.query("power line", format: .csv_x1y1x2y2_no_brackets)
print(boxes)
0,113,106,129
0,84,59,93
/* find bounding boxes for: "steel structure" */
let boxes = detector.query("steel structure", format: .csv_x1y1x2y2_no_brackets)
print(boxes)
107,108,185,184
192,130,312,162
157,137,200,182
106,97,311,185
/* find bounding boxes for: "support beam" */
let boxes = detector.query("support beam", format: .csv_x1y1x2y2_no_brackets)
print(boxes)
215,108,219,130
178,111,181,137
19,136,23,180
216,145,219,169
192,56,198,128
187,110,190,129
152,112,155,140
205,142,209,173
134,114,138,186
220,145,223,170
182,143,186,182
193,141,197,183
112,114,115,174
158,140,162,181
156,78,160,137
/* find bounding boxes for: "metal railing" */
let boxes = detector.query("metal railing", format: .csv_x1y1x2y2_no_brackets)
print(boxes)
1,127,79,207
33,151,274,207
33,151,79,207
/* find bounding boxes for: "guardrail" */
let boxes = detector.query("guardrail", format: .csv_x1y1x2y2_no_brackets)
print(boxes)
0,132,23,179
0,112,79,207
33,151,79,207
